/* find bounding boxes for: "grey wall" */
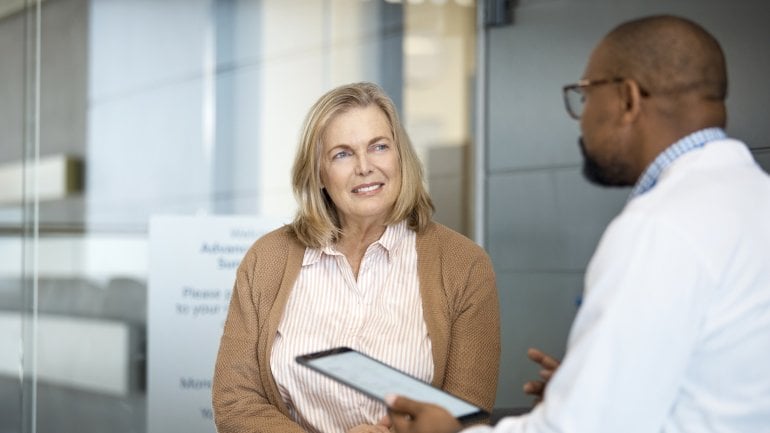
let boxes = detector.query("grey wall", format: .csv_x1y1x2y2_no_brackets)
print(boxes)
0,5,26,164
0,0,88,228
484,0,770,408
0,0,87,164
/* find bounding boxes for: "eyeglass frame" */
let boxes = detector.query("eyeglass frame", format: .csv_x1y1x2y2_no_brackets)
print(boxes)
562,77,650,120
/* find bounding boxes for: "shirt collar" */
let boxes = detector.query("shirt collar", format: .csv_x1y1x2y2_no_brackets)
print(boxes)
302,220,411,266
628,127,727,201
376,220,410,255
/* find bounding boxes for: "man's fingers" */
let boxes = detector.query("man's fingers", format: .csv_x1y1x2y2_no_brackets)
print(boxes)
527,348,560,369
541,356,560,369
523,380,545,396
377,414,391,428
347,424,393,433
385,394,420,415
389,412,412,432
385,396,416,432
526,348,550,365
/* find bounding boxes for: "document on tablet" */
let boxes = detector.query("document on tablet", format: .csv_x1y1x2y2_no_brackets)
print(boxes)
296,347,487,423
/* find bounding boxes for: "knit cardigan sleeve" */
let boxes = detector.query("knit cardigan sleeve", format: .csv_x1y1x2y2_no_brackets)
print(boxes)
211,227,306,433
419,223,500,415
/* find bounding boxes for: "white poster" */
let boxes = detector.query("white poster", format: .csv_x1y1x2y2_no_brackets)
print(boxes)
147,215,283,433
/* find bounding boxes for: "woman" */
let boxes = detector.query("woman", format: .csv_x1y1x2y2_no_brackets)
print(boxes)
212,82,499,433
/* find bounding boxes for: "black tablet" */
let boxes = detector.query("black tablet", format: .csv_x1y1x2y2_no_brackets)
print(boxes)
296,346,488,423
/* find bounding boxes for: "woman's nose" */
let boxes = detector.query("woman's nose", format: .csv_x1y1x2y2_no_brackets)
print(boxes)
355,154,372,175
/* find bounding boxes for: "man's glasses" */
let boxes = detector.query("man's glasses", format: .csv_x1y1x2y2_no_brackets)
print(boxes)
562,78,653,120
561,78,625,120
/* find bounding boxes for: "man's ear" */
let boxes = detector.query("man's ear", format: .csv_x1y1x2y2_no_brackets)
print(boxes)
619,78,643,123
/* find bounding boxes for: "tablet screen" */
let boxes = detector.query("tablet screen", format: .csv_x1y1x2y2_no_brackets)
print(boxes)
296,347,486,422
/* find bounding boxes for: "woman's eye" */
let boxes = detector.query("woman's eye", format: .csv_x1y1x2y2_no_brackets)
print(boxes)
371,143,388,152
332,150,351,160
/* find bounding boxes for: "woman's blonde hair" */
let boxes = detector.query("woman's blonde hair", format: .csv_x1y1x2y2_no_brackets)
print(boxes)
289,82,434,248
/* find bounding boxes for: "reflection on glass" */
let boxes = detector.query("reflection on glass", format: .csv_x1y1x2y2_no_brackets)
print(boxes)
0,1,476,432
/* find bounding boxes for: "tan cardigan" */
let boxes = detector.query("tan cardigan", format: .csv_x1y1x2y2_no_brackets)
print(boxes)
212,222,500,433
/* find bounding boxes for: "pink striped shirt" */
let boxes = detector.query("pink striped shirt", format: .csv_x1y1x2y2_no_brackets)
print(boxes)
270,221,433,433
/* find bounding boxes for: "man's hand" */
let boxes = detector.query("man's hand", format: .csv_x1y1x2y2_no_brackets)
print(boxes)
522,348,560,404
384,395,462,433
347,423,390,433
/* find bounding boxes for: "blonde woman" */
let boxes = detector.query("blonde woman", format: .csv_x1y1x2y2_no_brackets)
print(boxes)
212,82,499,433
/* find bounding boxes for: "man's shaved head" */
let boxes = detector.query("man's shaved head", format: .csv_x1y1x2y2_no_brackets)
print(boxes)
601,15,727,101
576,15,728,187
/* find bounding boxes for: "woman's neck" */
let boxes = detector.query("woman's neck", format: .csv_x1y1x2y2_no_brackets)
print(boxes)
335,222,388,278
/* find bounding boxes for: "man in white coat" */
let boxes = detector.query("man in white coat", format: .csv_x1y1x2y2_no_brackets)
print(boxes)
386,14,770,433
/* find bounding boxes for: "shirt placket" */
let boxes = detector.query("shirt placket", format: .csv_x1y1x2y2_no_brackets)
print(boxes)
357,245,387,415
353,246,384,337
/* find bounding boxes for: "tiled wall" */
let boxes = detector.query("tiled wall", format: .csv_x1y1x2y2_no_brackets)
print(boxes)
485,0,770,408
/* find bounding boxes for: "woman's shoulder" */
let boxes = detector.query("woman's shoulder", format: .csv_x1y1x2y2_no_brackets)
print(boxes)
244,225,304,261
253,224,294,245
419,221,489,261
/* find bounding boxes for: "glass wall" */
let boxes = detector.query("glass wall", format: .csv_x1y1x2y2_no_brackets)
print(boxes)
0,1,41,432
0,0,478,432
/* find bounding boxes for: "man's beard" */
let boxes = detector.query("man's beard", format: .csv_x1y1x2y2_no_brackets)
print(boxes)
578,137,633,187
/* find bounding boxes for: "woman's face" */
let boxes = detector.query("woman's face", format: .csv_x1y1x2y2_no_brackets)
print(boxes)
320,105,401,229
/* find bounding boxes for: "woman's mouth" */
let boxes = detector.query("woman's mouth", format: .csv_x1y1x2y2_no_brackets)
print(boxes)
352,183,384,193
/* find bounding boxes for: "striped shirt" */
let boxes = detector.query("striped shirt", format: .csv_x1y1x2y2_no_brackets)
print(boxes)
270,221,433,433
628,127,727,200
